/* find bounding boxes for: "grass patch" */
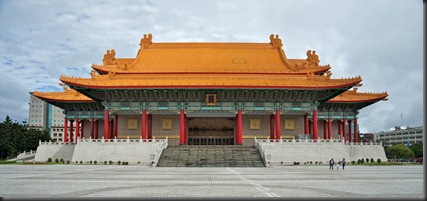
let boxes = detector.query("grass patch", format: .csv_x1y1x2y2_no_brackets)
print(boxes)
0,160,17,164
23,161,51,165
362,162,422,166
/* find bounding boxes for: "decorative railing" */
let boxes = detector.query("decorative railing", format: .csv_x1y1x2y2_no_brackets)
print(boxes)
253,137,269,167
254,137,382,146
39,136,168,145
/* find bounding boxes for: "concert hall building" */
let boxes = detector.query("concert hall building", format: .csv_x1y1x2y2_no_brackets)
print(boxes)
33,33,388,146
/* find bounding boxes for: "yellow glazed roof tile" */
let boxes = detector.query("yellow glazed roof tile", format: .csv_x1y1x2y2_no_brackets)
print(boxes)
328,88,388,102
33,87,94,102
60,73,362,89
93,34,330,74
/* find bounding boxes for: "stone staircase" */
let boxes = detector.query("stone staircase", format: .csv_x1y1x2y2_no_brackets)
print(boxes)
157,145,265,167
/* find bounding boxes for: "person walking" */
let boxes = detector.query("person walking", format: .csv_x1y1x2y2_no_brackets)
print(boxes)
342,158,346,170
329,158,334,170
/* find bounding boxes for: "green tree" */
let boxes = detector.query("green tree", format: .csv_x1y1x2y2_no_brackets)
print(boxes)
385,144,415,159
0,116,51,159
409,143,423,158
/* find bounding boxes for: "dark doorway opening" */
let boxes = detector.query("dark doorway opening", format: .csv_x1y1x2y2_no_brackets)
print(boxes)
187,118,235,145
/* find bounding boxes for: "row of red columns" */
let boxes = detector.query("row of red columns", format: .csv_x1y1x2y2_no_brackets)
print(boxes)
63,110,359,144
62,118,85,143
63,110,154,143
304,117,359,143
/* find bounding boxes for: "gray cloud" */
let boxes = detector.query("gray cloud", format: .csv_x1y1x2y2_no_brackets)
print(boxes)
0,0,422,133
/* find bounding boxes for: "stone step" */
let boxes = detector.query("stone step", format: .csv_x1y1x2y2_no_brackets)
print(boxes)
157,145,265,167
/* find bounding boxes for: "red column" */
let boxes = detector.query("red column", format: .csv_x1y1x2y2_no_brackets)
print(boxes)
309,120,312,135
180,109,185,145
275,110,281,140
63,118,68,143
95,120,99,139
80,120,85,139
141,110,147,139
304,115,309,135
184,114,187,144
75,118,79,143
348,120,352,143
342,118,347,143
90,118,94,139
235,118,238,145
327,118,332,139
104,110,109,140
114,114,118,138
270,114,275,139
354,118,359,143
323,120,327,139
148,114,153,139
237,109,243,145
313,110,318,141
337,120,341,139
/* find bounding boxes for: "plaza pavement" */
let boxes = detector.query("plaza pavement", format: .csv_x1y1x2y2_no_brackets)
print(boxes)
0,164,424,199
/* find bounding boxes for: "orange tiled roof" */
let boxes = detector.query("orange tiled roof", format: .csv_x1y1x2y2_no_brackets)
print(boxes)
92,34,330,74
60,72,362,89
328,88,388,103
33,87,95,102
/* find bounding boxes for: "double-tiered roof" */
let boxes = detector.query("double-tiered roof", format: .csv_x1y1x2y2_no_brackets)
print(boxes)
34,33,387,109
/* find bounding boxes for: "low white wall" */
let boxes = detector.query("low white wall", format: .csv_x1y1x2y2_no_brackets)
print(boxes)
71,139,167,165
35,142,75,162
256,139,387,166
35,138,167,166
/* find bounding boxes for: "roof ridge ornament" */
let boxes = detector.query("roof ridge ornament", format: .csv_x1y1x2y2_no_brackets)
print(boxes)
140,33,153,49
108,71,116,79
306,50,320,66
103,49,116,65
269,34,283,48
90,70,99,79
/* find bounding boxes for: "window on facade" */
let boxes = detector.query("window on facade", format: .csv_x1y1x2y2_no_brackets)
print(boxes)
206,94,217,106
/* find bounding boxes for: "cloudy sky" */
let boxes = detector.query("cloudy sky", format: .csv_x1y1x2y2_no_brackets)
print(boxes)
0,0,423,133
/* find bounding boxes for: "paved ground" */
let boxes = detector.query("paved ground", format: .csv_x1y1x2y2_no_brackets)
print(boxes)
0,164,424,198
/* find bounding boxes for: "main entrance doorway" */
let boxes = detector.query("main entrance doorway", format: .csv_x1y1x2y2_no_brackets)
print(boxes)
187,118,235,145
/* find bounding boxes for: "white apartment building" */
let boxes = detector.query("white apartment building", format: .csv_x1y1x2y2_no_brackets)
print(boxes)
374,126,423,146
28,92,69,142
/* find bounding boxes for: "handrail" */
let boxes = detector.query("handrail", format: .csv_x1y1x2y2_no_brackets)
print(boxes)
254,137,269,167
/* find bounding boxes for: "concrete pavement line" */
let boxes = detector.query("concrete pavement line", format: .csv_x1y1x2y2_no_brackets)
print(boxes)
227,168,279,197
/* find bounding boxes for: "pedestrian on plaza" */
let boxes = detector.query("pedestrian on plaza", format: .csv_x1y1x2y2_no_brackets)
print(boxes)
329,158,334,170
336,162,339,170
342,158,346,170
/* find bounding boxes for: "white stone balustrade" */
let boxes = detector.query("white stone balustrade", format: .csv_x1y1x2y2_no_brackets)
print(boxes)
35,137,169,166
254,137,387,166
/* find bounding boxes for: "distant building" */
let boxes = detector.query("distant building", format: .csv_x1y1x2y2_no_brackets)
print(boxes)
28,92,69,142
374,126,423,146
360,133,374,143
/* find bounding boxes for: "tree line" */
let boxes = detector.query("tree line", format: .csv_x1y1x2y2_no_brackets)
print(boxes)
0,116,51,160
384,143,423,159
